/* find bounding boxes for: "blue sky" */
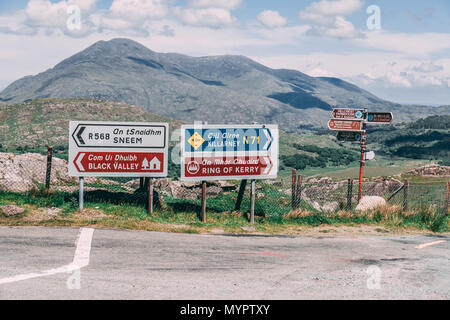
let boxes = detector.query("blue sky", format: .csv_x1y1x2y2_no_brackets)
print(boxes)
0,0,449,105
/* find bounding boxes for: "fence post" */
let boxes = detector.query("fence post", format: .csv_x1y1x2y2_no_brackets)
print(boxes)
292,169,297,210
201,181,206,222
45,146,53,190
403,179,409,212
296,174,303,207
235,179,247,211
347,179,353,211
445,180,449,215
250,179,255,224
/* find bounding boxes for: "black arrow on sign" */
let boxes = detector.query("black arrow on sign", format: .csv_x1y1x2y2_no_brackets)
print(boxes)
76,126,86,145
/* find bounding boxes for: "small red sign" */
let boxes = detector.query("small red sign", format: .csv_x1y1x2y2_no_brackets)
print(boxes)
73,152,164,173
184,156,273,178
328,119,363,131
332,109,363,119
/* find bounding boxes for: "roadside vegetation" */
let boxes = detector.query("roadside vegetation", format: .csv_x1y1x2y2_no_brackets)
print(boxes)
1,189,448,234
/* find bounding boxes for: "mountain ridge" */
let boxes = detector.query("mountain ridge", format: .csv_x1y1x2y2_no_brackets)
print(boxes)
1,38,448,131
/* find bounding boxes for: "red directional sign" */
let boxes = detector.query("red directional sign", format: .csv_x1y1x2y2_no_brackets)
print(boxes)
73,152,164,174
328,119,363,131
183,156,273,179
332,108,364,120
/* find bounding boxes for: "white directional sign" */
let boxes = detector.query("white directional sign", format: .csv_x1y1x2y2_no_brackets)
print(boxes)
181,124,279,181
364,151,375,161
69,121,168,177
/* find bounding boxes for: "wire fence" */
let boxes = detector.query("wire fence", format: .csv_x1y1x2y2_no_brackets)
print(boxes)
0,152,449,219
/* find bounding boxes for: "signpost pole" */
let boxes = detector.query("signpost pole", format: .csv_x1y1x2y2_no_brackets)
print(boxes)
235,180,247,211
358,109,368,202
148,178,153,215
201,181,207,222
79,177,84,210
250,179,256,224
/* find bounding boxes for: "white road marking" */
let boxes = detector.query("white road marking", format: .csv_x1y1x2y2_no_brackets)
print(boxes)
415,240,445,249
0,228,95,285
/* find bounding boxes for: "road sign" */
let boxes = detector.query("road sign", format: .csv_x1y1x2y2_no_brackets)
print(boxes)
71,123,166,148
181,124,278,181
336,131,362,142
73,152,165,174
364,151,375,161
328,119,364,131
332,108,364,120
367,112,393,123
69,121,168,177
184,156,273,179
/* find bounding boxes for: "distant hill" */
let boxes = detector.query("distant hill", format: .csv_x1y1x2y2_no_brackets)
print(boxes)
1,38,447,132
368,115,450,165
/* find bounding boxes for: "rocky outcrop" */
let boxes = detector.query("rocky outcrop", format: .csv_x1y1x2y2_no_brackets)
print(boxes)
154,178,237,200
364,178,403,196
407,164,450,177
0,205,25,216
0,152,73,192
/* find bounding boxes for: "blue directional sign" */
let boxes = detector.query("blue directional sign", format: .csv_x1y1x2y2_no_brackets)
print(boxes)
183,126,276,153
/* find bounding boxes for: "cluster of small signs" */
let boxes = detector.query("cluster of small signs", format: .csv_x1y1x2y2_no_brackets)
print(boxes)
327,109,393,160
69,121,279,181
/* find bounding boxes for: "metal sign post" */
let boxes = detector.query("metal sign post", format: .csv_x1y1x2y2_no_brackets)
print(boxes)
329,108,392,203
180,124,279,222
79,177,84,210
69,121,169,211
358,109,368,202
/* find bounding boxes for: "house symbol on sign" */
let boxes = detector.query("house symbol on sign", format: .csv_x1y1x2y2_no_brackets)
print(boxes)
142,157,161,171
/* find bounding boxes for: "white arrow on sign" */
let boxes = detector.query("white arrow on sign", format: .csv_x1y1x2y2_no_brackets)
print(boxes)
75,153,85,172
263,128,273,151
262,156,273,175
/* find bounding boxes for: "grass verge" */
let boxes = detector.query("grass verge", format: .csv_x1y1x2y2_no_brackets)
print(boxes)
0,190,448,235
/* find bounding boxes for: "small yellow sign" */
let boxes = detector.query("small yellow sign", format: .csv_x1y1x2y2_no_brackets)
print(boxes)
187,131,205,150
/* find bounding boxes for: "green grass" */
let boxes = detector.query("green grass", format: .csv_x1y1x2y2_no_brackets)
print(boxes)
1,189,448,234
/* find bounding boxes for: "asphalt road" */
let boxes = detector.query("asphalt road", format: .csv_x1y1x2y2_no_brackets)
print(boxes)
0,226,448,300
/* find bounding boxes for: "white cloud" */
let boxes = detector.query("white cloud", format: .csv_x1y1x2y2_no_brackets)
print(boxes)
301,0,362,16
187,0,243,10
299,0,363,39
108,0,171,21
412,62,444,73
174,7,236,28
257,10,287,29
357,31,450,57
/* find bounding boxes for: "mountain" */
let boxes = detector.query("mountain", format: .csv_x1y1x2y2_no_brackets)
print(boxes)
1,38,448,131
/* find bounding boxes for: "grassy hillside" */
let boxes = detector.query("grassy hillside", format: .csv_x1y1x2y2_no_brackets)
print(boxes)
0,99,446,180
367,115,450,166
0,98,183,157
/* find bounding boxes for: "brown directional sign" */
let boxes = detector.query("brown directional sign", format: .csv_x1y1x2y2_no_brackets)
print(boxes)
328,119,364,131
337,131,362,142
332,108,364,120
367,112,393,123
